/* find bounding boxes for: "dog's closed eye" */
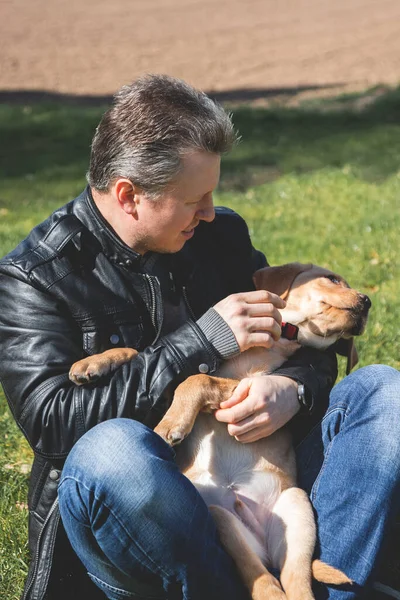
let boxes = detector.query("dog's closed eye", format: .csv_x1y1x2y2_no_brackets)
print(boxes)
323,275,347,286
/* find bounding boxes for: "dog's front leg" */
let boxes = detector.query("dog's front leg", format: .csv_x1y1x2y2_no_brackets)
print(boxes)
154,374,237,446
69,348,138,385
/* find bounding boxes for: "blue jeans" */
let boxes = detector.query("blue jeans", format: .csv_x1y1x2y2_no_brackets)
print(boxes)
58,365,400,599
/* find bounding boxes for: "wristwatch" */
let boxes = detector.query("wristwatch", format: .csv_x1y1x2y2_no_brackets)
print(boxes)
297,382,314,415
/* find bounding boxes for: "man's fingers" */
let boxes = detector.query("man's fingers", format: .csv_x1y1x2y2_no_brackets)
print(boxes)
215,398,254,424
246,332,276,348
219,378,251,408
227,415,260,437
246,303,283,324
234,429,267,444
215,405,245,423
240,290,286,309
249,317,282,341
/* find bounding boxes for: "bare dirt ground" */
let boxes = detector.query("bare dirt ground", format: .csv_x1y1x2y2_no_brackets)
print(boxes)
1,0,400,103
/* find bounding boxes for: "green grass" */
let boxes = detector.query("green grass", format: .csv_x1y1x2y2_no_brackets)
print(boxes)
1,86,399,597
0,406,31,598
219,170,399,374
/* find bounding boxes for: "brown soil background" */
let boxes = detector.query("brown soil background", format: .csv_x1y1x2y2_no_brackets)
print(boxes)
1,0,400,102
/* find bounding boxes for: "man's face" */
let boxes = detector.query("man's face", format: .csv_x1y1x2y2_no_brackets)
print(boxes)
132,151,220,254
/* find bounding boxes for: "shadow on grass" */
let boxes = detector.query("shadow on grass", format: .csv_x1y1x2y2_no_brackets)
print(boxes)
0,83,343,106
0,84,399,189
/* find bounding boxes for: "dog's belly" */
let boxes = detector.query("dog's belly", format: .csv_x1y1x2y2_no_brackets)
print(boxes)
189,461,282,518
175,414,291,561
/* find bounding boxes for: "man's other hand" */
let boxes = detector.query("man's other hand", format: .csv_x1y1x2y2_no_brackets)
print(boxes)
214,375,299,443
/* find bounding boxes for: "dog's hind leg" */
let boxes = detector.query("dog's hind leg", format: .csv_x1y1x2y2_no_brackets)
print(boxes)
209,505,286,600
268,487,316,600
234,495,265,544
268,487,351,599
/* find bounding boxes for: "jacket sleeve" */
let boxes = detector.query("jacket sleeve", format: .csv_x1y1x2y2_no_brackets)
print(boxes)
0,271,220,460
250,248,338,411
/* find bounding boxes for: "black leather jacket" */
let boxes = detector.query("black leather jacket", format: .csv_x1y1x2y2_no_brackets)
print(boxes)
0,188,337,600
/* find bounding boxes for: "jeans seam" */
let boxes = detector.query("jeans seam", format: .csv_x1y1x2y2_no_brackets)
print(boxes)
187,489,201,533
295,402,347,464
88,571,166,599
59,475,173,581
88,572,136,597
310,404,351,503
318,538,375,570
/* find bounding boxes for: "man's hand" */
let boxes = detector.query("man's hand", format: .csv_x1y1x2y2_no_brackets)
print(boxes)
214,375,299,443
213,291,285,352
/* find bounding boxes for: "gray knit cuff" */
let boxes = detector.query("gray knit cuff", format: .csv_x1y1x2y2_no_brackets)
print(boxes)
197,308,240,359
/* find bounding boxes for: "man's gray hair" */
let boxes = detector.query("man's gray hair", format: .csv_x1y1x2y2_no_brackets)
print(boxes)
87,74,238,195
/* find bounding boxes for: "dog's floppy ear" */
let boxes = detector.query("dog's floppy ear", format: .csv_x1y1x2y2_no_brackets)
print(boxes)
253,263,313,299
345,338,359,375
335,338,359,374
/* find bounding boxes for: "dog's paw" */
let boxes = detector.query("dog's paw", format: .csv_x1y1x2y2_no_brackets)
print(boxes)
69,357,111,385
154,418,191,446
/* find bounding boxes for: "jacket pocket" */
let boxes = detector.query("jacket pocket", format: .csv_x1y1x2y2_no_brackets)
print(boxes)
80,310,145,356
82,323,144,356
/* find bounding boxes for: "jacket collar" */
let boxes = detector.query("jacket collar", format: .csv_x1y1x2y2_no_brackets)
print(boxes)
74,187,193,282
74,186,143,269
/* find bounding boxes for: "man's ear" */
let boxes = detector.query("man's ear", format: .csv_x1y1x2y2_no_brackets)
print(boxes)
346,338,359,375
253,263,313,299
113,179,139,216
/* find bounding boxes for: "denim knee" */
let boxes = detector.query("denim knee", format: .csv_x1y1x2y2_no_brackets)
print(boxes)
330,365,400,468
331,364,400,414
60,419,175,511
352,364,400,392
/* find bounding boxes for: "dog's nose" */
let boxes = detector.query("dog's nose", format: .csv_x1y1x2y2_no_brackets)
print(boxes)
360,294,372,311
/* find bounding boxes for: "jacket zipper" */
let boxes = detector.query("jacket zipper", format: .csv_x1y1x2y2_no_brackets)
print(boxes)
144,274,163,344
182,286,195,321
24,497,60,599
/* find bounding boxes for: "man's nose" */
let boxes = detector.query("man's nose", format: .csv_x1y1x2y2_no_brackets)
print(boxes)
196,194,215,222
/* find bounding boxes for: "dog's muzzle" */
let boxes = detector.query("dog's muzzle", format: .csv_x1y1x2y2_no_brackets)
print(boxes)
349,294,372,335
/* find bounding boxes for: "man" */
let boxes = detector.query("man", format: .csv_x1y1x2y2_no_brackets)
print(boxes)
0,75,398,600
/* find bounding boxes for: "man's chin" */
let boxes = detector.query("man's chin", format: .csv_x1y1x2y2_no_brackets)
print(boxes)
150,239,190,255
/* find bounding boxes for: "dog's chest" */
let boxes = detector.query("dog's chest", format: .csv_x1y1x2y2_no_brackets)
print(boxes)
216,341,300,379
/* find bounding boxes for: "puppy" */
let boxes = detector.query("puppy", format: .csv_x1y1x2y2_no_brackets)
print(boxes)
70,262,371,600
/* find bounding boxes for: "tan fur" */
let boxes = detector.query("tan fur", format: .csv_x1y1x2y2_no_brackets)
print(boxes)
70,263,370,599
312,560,352,585
209,505,286,600
70,347,138,384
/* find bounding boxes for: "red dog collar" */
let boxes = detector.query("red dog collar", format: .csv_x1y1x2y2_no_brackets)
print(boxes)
281,321,299,341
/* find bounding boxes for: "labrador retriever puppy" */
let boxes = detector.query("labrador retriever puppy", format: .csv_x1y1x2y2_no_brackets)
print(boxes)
70,263,371,600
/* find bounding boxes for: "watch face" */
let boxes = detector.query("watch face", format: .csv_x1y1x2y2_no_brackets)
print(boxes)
298,383,313,413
